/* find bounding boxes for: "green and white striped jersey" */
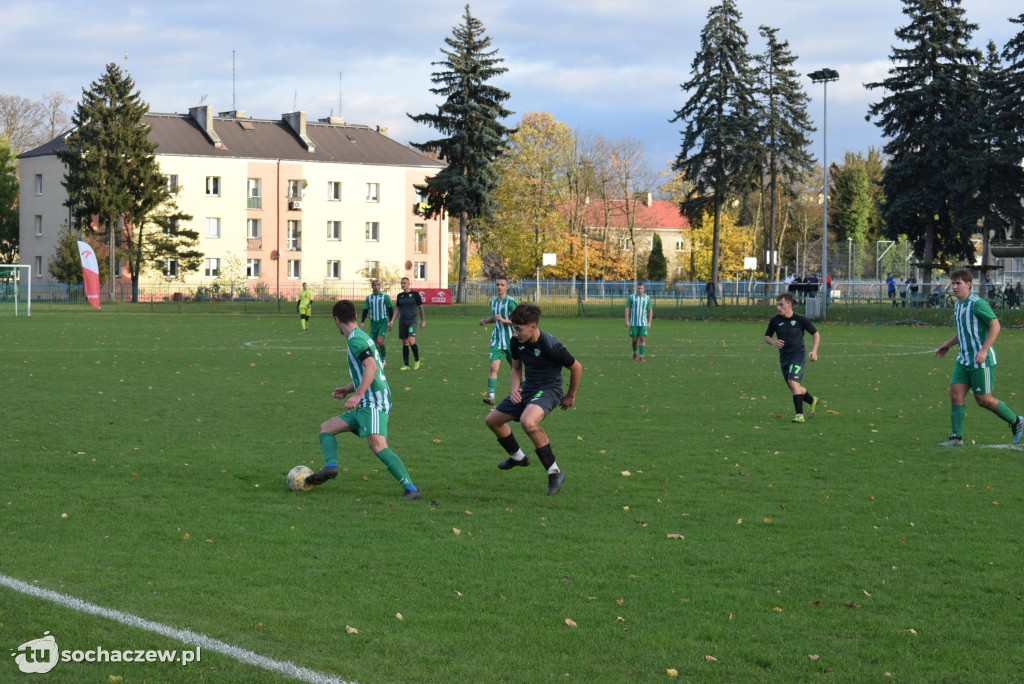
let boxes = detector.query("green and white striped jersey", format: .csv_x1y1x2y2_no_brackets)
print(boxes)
489,295,517,349
363,292,393,323
346,327,392,411
953,293,997,368
626,293,652,327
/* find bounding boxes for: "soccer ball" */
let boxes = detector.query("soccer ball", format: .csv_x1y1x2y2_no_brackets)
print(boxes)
286,465,314,491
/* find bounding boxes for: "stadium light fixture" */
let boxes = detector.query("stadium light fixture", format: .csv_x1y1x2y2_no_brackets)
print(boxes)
809,67,838,320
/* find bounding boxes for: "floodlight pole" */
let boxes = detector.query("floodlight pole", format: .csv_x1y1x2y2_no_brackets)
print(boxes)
583,233,589,301
809,67,838,321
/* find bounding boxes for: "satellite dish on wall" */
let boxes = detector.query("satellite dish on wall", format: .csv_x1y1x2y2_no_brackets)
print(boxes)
405,260,412,270
270,250,279,260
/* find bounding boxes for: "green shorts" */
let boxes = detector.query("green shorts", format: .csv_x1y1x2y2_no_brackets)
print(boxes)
369,321,389,341
339,406,390,438
629,325,649,338
299,306,311,317
952,362,994,395
489,345,512,363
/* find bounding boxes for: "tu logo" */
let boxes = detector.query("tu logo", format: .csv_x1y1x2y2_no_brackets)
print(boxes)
11,631,59,674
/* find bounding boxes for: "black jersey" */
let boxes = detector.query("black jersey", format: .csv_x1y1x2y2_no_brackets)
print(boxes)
765,313,817,357
512,330,576,394
395,291,422,323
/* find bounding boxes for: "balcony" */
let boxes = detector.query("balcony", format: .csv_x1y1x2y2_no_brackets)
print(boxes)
247,196,262,210
247,237,262,250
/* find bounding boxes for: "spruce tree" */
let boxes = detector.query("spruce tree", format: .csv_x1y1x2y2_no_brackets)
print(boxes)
0,135,17,263
866,0,982,282
994,15,1024,241
647,233,668,282
754,25,815,281
57,63,197,302
671,0,759,282
408,5,514,302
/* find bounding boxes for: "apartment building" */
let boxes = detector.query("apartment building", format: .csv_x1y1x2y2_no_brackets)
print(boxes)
18,106,448,292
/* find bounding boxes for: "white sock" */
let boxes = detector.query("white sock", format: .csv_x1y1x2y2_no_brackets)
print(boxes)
511,449,526,461
547,462,560,474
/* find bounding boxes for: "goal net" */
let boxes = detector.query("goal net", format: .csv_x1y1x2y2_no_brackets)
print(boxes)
0,264,32,316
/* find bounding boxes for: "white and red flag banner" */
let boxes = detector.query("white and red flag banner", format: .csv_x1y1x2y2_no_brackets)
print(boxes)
76,241,101,309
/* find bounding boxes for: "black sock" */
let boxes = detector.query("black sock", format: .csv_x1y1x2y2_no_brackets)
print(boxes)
403,346,410,365
793,395,804,414
497,433,521,455
536,443,555,470
411,343,419,361
803,392,814,404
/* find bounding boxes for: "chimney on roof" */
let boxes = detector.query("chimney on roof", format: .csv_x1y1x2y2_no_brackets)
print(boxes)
283,111,316,153
642,192,653,207
319,116,345,125
376,125,389,137
218,109,247,118
189,106,225,149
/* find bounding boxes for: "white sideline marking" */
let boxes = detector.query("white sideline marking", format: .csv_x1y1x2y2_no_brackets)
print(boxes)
0,573,354,684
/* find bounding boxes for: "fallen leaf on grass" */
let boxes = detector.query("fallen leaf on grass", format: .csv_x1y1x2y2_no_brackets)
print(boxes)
704,655,718,662
666,534,685,540
621,471,631,477
666,669,678,678
844,601,860,608
453,528,461,535
395,613,404,621
345,625,359,634
808,654,820,661
565,618,577,627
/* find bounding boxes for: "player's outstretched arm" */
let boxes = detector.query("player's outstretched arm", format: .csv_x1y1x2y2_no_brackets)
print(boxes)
809,331,821,361
333,384,355,400
936,334,959,357
560,360,583,410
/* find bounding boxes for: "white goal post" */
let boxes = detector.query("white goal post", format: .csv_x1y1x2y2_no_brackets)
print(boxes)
0,264,32,317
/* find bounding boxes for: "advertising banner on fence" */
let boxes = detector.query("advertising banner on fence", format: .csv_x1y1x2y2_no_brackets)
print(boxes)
416,288,453,305
76,241,101,310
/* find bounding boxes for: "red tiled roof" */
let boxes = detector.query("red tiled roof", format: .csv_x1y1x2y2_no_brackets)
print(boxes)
580,198,689,230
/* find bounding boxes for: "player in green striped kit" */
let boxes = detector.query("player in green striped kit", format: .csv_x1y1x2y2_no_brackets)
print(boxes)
935,269,1023,447
305,299,421,499
361,280,393,367
625,282,653,360
479,276,517,405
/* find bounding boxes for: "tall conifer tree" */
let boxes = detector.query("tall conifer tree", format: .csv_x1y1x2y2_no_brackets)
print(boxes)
754,25,815,281
57,63,197,302
0,135,18,263
408,5,514,302
671,0,759,282
866,0,982,282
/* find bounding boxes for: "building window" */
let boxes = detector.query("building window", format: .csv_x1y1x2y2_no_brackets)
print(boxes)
327,220,342,241
34,256,42,276
287,180,303,200
114,257,124,278
618,237,629,251
35,174,43,195
205,176,221,196
415,185,429,204
246,259,261,278
673,266,686,279
164,217,179,236
206,217,220,238
34,215,42,236
288,220,301,250
327,181,342,201
414,224,428,254
205,258,220,278
675,238,685,252
288,260,301,279
364,260,379,278
365,222,379,242
247,218,261,238
365,182,379,202
413,261,427,281
165,258,179,278
165,174,179,195
326,260,341,279
247,178,262,209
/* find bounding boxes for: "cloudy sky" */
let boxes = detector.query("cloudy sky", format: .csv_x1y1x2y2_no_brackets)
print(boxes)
3,0,1021,178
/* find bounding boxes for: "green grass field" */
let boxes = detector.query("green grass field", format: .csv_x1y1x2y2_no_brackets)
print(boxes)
2,313,1022,683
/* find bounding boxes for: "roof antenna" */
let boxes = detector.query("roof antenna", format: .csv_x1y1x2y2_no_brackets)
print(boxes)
293,90,298,112
232,50,236,112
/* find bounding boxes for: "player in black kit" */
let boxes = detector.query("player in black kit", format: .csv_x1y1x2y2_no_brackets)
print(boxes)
388,277,425,370
484,303,583,495
764,292,821,423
